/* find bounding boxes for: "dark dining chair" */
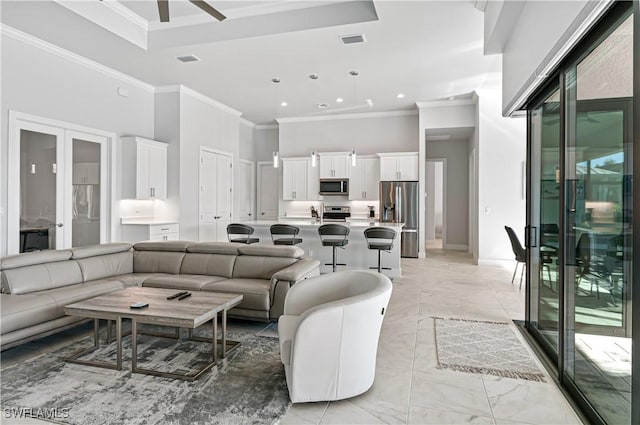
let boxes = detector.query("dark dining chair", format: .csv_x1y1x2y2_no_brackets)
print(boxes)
227,223,259,244
270,224,303,246
364,227,396,273
318,224,350,272
505,226,526,289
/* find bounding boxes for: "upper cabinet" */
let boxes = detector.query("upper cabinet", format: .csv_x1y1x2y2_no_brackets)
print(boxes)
319,154,350,179
349,157,380,201
73,162,100,185
122,137,168,200
282,159,309,201
378,152,419,181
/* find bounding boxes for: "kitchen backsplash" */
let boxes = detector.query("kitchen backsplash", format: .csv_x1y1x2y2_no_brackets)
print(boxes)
280,200,379,219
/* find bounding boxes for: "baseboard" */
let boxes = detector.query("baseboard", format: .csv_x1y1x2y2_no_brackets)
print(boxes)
443,244,468,251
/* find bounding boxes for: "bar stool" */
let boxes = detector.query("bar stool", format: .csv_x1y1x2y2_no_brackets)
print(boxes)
270,224,303,245
227,223,259,244
318,224,350,272
364,227,396,273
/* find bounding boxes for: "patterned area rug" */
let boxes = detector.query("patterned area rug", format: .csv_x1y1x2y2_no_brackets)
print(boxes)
1,328,290,425
434,318,546,382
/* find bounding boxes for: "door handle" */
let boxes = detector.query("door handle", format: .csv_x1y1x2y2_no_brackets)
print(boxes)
50,223,64,228
261,212,265,215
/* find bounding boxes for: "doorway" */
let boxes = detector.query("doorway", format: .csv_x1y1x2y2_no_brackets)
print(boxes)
7,112,113,254
256,161,278,220
426,159,446,250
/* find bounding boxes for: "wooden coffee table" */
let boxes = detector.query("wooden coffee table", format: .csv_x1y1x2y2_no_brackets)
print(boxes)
63,286,243,380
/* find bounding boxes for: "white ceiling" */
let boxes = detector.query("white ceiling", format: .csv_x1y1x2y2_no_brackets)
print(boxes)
1,0,500,125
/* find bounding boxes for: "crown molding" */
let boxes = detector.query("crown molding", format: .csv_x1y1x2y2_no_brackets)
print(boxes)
416,98,477,108
155,85,242,117
239,117,256,128
276,109,417,124
1,24,155,93
101,0,148,31
255,124,278,130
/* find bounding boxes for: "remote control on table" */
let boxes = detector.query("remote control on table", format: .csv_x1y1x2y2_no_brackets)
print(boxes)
177,293,192,301
167,291,189,300
130,301,149,309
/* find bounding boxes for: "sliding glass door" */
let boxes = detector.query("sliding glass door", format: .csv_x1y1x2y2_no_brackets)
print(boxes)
526,4,634,425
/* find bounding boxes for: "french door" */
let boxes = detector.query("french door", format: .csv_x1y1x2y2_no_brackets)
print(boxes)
7,112,111,254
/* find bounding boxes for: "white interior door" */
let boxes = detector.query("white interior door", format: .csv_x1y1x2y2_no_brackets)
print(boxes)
215,153,233,241
199,149,218,241
237,160,255,221
257,161,278,219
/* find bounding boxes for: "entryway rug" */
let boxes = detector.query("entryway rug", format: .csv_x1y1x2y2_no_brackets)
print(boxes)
1,329,290,424
434,317,546,382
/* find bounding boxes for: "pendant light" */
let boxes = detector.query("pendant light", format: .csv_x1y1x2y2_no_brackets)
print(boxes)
311,150,317,167
272,77,281,168
349,70,359,166
350,149,357,167
273,151,280,168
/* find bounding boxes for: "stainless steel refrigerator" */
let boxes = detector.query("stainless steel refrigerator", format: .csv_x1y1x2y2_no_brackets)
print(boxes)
380,181,419,258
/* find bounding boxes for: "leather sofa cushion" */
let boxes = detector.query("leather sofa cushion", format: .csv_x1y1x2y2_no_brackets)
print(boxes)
238,245,304,258
1,250,72,270
187,242,240,255
278,314,300,366
180,253,236,278
143,274,227,291
1,293,59,334
71,243,132,259
76,252,133,282
233,256,297,280
134,241,190,252
202,278,270,311
2,261,83,295
118,273,166,287
32,278,126,315
134,251,185,274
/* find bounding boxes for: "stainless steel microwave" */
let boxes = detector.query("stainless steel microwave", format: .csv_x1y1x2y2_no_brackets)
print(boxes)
319,179,349,196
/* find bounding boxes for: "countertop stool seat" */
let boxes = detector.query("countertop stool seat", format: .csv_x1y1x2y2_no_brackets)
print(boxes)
227,223,260,244
364,227,396,273
270,224,303,246
318,224,350,273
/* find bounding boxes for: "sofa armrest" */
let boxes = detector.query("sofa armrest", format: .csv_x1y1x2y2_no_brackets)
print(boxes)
269,258,320,320
272,258,320,283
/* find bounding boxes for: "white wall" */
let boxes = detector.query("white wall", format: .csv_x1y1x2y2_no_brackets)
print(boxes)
278,113,418,157
254,128,278,162
153,92,181,222
477,85,527,264
239,121,255,161
493,0,605,115
427,140,469,249
0,33,155,255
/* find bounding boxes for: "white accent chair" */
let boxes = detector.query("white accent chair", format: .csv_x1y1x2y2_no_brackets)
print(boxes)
278,270,393,403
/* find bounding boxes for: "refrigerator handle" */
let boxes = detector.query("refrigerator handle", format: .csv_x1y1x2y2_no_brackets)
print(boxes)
396,186,402,223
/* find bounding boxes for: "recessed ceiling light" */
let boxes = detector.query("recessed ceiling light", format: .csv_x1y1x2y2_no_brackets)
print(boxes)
176,55,200,63
317,103,329,109
397,93,405,99
281,102,288,107
336,98,344,103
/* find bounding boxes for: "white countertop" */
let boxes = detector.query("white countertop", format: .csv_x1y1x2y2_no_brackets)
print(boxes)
121,218,179,225
248,219,405,229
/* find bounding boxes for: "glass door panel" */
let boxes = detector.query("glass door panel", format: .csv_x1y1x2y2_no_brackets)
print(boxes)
529,89,561,353
564,13,632,425
71,139,101,247
19,129,64,252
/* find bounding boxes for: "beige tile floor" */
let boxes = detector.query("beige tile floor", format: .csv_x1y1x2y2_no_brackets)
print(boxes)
281,249,583,425
1,249,582,425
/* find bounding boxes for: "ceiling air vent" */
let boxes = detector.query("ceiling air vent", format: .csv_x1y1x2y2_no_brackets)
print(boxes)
176,55,201,63
339,34,366,45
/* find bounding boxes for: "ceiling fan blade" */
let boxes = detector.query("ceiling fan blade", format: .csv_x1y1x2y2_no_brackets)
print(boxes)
188,0,227,21
157,0,169,22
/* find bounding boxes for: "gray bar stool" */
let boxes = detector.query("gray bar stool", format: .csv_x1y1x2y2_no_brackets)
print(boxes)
318,224,350,272
227,223,259,244
270,224,303,245
364,227,396,273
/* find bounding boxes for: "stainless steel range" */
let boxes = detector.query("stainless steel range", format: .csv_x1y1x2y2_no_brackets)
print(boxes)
322,206,351,222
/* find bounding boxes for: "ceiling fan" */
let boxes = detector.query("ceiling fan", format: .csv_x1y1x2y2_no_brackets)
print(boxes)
157,0,226,23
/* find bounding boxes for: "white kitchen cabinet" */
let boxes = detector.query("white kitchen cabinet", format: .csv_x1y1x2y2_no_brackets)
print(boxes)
319,154,350,178
378,153,419,181
349,157,380,200
122,137,168,200
120,222,179,242
282,159,308,200
72,162,100,185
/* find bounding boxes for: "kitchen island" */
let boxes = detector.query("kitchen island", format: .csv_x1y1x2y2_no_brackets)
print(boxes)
246,219,404,277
